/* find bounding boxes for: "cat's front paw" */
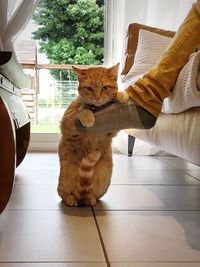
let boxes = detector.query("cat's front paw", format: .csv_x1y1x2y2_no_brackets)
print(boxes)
115,91,129,104
77,109,95,127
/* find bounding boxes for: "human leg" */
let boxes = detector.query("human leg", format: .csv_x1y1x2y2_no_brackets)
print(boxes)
75,99,156,133
76,0,200,133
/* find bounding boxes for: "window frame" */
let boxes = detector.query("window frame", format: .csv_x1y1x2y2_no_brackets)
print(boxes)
28,0,113,151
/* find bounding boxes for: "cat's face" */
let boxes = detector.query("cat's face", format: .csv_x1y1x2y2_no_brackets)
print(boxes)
73,64,119,106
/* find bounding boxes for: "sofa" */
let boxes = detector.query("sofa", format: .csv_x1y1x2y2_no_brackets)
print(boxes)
120,23,200,166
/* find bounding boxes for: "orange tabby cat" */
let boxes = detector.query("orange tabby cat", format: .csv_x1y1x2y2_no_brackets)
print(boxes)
57,63,128,206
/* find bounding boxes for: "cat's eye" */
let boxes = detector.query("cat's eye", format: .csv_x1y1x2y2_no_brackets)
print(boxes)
102,86,108,90
87,86,93,92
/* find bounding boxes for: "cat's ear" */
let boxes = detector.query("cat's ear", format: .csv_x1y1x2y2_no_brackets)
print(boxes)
72,66,86,80
107,63,120,79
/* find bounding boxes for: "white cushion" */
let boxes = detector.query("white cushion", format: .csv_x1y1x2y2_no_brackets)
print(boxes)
124,29,172,81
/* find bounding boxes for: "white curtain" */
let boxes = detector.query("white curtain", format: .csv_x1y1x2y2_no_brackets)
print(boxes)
113,0,195,64
0,0,40,51
112,0,195,155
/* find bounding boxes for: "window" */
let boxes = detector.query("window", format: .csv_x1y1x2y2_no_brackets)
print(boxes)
14,0,109,150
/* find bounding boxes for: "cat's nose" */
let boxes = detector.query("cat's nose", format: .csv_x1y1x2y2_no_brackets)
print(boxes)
95,96,101,101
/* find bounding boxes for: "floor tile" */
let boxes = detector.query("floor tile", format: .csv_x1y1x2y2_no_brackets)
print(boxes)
3,152,200,266
6,184,91,211
156,157,200,171
0,264,106,267
111,263,200,267
0,210,104,262
19,152,60,170
6,184,64,210
94,185,200,211
15,168,59,184
111,169,200,185
95,211,200,262
113,155,175,170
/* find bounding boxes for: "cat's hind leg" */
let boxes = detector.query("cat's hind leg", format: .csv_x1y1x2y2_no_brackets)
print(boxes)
58,187,79,207
57,160,79,207
65,193,78,207
83,194,97,206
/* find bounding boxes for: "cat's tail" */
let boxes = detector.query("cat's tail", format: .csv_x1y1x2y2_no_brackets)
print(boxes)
77,150,101,193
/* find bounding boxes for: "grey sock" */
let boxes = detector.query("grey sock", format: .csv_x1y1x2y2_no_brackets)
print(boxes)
75,100,157,133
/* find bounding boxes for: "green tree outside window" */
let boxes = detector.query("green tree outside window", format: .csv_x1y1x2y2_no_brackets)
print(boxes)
33,0,105,80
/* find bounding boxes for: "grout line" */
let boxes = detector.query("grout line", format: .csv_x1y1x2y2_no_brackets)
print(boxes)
0,261,106,264
92,207,111,267
14,183,200,186
110,184,200,186
92,209,200,212
155,157,200,172
110,260,200,263
4,209,200,213
182,170,200,182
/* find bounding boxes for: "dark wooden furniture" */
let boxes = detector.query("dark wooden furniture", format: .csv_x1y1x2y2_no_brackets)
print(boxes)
0,52,30,213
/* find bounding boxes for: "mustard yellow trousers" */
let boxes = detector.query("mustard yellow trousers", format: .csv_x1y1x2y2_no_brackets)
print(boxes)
126,0,200,117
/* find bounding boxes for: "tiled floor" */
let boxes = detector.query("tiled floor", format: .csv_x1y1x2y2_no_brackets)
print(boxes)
1,152,200,266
